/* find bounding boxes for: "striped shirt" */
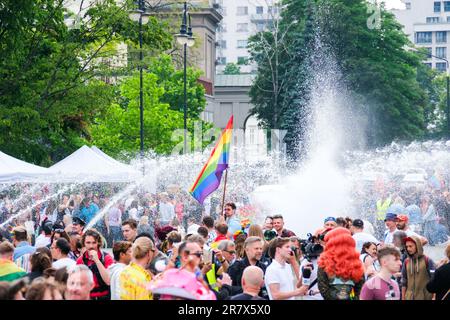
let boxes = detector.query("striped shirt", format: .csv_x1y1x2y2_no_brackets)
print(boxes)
119,262,153,300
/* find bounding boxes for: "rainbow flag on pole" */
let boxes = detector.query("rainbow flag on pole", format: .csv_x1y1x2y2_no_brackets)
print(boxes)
189,116,233,204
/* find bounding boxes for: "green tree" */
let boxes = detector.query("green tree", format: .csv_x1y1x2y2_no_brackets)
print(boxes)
0,0,172,165
90,55,211,157
249,0,431,157
90,72,184,156
148,54,206,118
223,63,241,75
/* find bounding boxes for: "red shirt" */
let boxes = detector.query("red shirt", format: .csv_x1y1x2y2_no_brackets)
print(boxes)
214,234,228,243
76,250,114,298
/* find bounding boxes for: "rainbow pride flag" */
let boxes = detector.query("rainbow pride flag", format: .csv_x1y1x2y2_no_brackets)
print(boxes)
189,116,233,204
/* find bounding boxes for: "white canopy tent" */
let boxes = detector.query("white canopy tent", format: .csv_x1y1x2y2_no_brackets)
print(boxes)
48,145,139,182
0,151,51,183
90,146,134,170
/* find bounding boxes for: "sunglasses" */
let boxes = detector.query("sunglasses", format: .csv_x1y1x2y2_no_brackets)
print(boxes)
53,229,65,233
187,251,203,258
225,250,236,254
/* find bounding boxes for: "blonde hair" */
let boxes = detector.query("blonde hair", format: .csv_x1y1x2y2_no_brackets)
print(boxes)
248,224,264,240
132,237,154,259
139,216,149,225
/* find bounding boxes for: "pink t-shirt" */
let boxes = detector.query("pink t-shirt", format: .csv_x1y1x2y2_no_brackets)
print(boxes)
360,275,400,300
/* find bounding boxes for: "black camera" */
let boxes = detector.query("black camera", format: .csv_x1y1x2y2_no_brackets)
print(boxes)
264,229,277,241
300,233,323,261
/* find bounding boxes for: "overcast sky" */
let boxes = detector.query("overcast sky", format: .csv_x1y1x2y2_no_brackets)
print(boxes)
383,0,406,10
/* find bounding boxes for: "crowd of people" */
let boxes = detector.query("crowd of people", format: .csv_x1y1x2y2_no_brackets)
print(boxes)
0,184,449,300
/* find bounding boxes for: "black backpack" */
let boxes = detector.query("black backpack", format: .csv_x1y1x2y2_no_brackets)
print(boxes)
82,251,110,297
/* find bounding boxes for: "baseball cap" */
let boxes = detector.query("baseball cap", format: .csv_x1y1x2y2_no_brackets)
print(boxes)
324,217,336,224
384,213,398,222
397,214,409,223
72,217,86,226
352,219,364,228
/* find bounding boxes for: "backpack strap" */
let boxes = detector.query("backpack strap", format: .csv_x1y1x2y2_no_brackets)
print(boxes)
308,278,318,290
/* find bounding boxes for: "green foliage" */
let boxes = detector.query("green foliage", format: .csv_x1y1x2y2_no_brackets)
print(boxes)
249,0,436,155
0,0,173,165
223,63,241,75
148,54,206,118
90,55,209,157
90,72,184,155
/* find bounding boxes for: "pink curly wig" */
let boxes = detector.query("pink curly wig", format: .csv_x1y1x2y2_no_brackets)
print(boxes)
318,227,364,282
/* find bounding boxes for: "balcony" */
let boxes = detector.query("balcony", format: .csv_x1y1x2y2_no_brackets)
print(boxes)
250,13,279,22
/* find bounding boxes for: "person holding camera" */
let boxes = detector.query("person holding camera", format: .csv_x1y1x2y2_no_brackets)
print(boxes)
265,237,308,300
299,235,324,300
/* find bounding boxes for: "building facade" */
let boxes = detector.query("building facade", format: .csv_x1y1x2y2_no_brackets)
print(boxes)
214,0,280,74
212,74,268,158
392,0,450,71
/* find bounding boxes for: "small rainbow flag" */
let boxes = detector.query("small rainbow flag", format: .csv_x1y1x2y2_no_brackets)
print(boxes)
189,116,233,204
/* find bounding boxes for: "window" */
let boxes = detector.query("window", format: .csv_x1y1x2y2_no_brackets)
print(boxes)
237,40,248,48
249,128,255,145
256,6,263,14
237,56,248,65
436,62,447,71
447,16,450,22
268,6,279,14
405,2,411,10
415,32,432,44
255,22,265,32
218,40,226,48
427,17,440,23
435,1,441,12
424,63,432,68
436,47,447,58
237,23,248,32
445,1,450,11
426,47,433,57
217,57,227,65
217,24,227,32
437,31,447,43
236,6,248,15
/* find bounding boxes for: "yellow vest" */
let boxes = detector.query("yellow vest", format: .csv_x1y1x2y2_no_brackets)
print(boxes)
376,198,391,220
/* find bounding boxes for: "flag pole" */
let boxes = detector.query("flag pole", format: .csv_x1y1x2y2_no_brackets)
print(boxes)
220,169,228,220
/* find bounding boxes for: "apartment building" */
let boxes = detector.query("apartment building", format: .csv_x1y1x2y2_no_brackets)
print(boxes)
392,0,450,71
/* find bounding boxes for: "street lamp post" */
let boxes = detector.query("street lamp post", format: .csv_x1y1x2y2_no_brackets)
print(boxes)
129,0,149,174
176,2,195,154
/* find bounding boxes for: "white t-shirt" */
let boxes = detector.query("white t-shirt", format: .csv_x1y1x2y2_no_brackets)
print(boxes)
265,259,296,300
52,257,76,270
187,223,200,235
383,229,398,245
353,232,379,252
159,202,175,222
34,235,51,248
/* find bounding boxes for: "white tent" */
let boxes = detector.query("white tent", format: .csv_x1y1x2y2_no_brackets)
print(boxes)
90,146,133,170
0,151,50,183
48,145,139,182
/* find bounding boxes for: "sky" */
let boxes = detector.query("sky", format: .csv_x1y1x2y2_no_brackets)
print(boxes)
383,0,406,10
